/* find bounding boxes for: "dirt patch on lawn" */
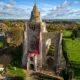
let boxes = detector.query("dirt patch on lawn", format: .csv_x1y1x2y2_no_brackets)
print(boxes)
0,55,12,67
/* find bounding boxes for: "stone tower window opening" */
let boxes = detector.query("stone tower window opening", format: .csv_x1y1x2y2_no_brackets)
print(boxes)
46,57,54,67
30,57,34,61
30,64,34,70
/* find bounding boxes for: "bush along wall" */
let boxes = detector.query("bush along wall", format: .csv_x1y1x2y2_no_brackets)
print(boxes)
62,39,68,65
47,44,54,56
71,29,80,40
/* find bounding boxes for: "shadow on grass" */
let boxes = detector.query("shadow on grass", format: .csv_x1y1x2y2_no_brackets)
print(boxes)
8,76,24,80
63,36,71,38
70,61,80,79
8,45,23,68
31,72,60,80
6,45,26,79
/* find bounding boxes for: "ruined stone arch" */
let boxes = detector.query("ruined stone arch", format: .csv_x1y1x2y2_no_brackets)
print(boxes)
45,57,54,67
42,32,60,67
30,64,34,70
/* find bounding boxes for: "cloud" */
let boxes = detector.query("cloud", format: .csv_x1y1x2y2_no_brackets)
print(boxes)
68,9,80,16
61,1,68,8
0,0,16,9
0,0,30,19
3,0,16,9
38,3,53,17
50,0,79,12
0,2,13,9
0,0,80,19
8,0,16,5
43,0,80,19
73,1,79,4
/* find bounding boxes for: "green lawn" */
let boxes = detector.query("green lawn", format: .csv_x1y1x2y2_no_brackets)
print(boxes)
63,30,72,37
6,47,26,79
63,30,80,63
64,38,80,63
63,30,80,79
6,66,26,79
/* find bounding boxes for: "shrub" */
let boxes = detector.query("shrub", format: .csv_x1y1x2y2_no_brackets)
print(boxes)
71,29,80,40
47,44,54,56
77,30,80,38
0,42,3,48
62,39,68,64
73,30,77,37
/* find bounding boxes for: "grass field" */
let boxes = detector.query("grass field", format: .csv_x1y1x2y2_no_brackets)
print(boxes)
63,30,80,79
63,30,80,63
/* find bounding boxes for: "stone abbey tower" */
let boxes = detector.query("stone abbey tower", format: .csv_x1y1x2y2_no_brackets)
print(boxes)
22,3,47,71
22,2,63,72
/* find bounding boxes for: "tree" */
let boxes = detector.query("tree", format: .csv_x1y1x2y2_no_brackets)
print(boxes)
8,24,23,47
73,30,77,37
71,33,76,40
61,67,73,80
77,30,80,38
47,24,56,32
0,23,8,32
3,20,12,27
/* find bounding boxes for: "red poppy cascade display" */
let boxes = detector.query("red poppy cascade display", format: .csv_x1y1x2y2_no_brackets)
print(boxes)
27,24,40,56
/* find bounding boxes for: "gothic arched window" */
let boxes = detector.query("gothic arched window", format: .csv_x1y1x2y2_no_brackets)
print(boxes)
30,35,37,50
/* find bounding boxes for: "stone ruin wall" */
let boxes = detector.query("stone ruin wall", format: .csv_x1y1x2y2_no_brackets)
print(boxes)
41,32,60,66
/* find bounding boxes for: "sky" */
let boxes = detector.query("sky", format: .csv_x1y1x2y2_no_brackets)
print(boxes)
0,0,80,19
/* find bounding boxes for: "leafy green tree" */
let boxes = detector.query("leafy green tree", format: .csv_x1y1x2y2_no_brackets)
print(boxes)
61,67,73,80
0,23,8,32
73,30,77,37
0,42,3,48
4,20,12,27
8,24,23,47
77,30,80,38
71,33,76,40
